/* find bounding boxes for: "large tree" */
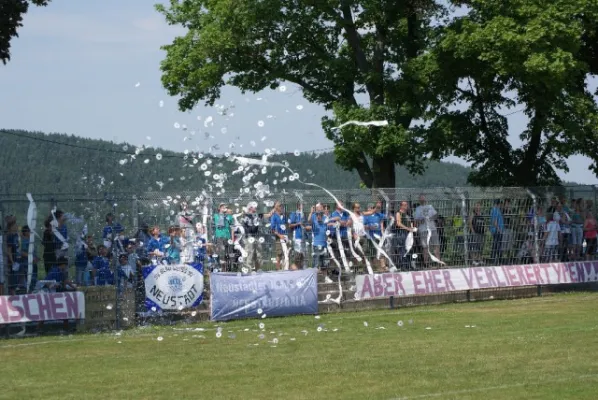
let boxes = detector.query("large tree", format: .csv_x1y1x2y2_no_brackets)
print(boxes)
0,0,50,65
156,0,446,188
421,0,598,186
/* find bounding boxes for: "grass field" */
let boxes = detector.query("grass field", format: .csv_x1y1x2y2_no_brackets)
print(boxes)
1,293,597,400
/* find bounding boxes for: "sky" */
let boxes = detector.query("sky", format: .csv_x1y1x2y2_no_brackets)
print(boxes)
0,0,597,185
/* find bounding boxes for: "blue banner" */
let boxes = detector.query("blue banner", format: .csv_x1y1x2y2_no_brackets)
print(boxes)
143,263,204,312
210,269,318,321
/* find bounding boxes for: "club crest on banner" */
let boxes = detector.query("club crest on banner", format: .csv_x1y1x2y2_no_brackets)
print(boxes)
143,263,204,311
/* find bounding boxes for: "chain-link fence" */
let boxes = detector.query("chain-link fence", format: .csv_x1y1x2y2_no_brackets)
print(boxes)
1,185,597,335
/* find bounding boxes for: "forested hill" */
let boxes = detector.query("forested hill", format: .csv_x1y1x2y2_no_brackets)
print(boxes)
0,129,474,196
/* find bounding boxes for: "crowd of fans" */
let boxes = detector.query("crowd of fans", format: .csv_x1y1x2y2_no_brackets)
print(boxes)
1,194,597,295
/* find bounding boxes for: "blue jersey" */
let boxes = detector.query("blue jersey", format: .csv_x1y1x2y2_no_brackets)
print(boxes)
288,211,304,240
365,212,384,237
195,236,207,262
46,266,68,284
311,215,328,247
147,235,168,254
270,213,287,236
330,210,350,238
103,223,123,239
93,256,113,285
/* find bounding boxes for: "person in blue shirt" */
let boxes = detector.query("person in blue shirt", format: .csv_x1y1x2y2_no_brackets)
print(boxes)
362,202,387,272
92,245,114,286
287,202,306,269
269,202,288,270
46,257,77,291
147,226,168,264
329,202,351,265
134,222,152,258
490,199,505,265
20,225,38,293
306,209,333,281
103,213,123,249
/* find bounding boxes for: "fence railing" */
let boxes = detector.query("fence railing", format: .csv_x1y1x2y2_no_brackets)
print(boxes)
1,185,597,335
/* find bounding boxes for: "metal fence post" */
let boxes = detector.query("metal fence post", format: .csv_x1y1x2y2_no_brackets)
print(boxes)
527,189,540,263
132,195,139,232
460,192,470,266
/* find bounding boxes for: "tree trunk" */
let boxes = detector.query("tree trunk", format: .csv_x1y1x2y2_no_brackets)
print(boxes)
371,156,396,188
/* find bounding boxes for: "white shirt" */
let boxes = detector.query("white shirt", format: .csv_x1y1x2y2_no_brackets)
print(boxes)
545,221,561,246
352,215,366,237
414,204,438,231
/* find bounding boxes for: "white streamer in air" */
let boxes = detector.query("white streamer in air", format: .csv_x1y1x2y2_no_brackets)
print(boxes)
427,228,446,266
335,226,350,272
332,120,389,130
346,227,362,263
281,239,290,270
377,217,394,261
404,230,415,256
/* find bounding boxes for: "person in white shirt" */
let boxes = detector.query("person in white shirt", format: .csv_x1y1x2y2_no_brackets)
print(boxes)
542,212,561,262
414,195,440,266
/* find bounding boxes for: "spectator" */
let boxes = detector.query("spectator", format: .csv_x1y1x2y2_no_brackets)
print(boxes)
570,201,584,260
364,201,386,272
126,241,139,283
135,222,152,258
147,226,168,264
394,201,414,271
46,257,77,291
489,199,504,265
242,202,263,272
349,202,369,271
20,225,38,292
103,213,123,250
92,245,114,286
583,211,597,260
288,202,306,269
269,201,288,270
52,210,69,260
329,201,351,269
5,215,20,294
166,226,182,264
414,195,440,267
75,232,92,286
468,202,485,266
42,217,56,275
117,253,134,289
193,222,211,266
451,206,465,264
308,207,333,283
556,202,571,262
213,203,234,271
542,212,561,262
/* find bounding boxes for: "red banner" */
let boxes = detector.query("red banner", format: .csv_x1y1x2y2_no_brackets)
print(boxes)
0,292,85,324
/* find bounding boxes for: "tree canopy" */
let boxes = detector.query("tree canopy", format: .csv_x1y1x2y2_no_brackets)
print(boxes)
0,0,50,65
156,0,598,187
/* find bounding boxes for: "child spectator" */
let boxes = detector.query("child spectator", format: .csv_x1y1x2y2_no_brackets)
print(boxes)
46,257,77,290
92,245,113,286
117,253,134,289
213,203,234,271
542,212,561,262
166,226,182,264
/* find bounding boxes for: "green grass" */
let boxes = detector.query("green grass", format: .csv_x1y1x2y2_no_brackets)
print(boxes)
1,293,598,400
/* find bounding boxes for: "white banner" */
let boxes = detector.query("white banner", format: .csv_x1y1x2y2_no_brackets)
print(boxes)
0,292,85,324
144,263,204,311
356,261,598,300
